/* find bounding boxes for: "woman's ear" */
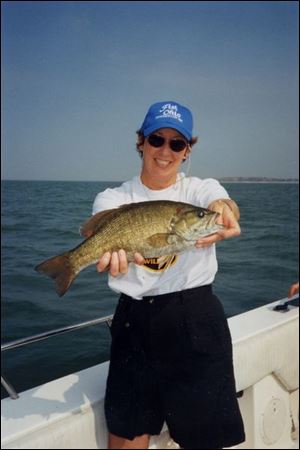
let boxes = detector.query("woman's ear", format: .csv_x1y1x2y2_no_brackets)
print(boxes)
138,144,144,157
183,146,191,161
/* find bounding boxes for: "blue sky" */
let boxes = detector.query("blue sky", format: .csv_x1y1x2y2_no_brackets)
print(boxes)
1,1,299,181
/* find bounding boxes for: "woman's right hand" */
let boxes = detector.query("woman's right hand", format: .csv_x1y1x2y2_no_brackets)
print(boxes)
96,250,145,277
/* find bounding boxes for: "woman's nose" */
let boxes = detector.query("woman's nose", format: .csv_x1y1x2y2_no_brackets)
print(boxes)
159,141,172,154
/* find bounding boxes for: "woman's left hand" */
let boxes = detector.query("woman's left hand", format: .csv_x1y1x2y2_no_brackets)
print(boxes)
195,200,241,248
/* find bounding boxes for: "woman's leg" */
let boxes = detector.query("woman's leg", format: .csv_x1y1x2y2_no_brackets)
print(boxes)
108,432,150,449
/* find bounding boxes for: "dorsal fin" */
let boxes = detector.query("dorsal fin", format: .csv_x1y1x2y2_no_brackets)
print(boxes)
79,204,130,238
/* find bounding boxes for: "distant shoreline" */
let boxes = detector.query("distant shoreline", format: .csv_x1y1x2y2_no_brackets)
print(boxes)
220,180,299,184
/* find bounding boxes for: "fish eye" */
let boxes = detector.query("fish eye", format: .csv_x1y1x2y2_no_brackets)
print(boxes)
198,210,205,218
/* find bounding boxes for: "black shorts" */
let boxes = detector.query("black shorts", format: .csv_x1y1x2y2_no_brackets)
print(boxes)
104,285,245,449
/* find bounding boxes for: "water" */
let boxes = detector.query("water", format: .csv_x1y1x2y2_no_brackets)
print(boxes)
1,180,299,398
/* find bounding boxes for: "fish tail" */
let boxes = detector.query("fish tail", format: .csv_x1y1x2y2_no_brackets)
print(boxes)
35,252,77,297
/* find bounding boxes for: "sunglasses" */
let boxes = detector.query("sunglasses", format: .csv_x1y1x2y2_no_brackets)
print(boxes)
147,134,188,153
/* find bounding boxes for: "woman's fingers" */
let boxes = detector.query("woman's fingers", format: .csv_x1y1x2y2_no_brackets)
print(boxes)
118,249,128,274
109,251,119,277
96,252,111,272
134,252,145,265
96,250,145,276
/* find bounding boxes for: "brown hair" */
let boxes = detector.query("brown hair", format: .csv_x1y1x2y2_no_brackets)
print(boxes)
135,131,198,158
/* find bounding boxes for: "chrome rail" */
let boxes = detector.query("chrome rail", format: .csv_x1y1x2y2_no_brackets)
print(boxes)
2,294,299,400
1,376,19,400
1,314,114,399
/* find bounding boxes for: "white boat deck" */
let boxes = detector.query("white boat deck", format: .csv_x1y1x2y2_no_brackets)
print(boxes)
1,299,299,449
229,299,298,343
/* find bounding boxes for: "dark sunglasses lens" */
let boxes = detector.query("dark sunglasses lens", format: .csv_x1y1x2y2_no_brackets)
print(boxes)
170,140,187,152
148,134,165,147
148,134,187,152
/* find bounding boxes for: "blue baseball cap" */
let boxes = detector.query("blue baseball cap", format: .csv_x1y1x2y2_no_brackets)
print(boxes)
139,101,193,141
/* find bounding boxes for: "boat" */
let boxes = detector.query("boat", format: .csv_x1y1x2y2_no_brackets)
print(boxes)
1,295,299,449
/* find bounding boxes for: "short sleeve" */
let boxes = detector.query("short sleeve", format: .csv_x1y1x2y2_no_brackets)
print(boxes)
188,178,230,208
92,189,126,215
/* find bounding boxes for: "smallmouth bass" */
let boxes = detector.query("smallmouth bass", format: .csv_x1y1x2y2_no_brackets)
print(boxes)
35,200,223,297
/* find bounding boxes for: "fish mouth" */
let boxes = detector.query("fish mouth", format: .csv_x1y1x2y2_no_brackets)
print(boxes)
203,212,225,235
208,212,222,228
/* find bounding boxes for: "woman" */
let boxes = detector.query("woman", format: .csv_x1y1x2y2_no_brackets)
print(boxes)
93,101,245,449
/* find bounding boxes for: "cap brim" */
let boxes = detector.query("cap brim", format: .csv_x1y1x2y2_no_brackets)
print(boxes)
142,121,192,141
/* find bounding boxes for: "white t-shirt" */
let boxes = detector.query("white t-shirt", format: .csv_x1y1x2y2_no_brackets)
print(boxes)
92,173,230,299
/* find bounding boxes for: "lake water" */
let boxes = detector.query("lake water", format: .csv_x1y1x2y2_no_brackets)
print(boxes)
1,180,299,397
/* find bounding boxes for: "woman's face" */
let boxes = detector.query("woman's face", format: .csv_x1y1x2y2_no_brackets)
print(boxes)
139,128,190,189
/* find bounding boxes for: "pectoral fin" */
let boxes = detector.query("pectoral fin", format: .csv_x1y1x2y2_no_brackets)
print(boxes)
147,233,177,248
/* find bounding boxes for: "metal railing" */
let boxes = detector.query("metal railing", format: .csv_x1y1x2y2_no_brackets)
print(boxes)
1,294,299,400
1,314,114,399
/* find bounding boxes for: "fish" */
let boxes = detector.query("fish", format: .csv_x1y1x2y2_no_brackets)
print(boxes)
35,200,224,297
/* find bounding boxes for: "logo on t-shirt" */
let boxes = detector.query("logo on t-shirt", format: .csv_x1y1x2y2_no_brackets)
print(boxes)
142,254,178,272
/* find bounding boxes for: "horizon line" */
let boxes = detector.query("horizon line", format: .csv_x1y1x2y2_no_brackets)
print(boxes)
1,177,299,183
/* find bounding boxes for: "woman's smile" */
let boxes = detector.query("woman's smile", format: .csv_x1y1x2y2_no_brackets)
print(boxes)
154,158,172,168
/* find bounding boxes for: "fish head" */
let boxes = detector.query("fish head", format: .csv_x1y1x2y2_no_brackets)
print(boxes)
172,205,224,241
